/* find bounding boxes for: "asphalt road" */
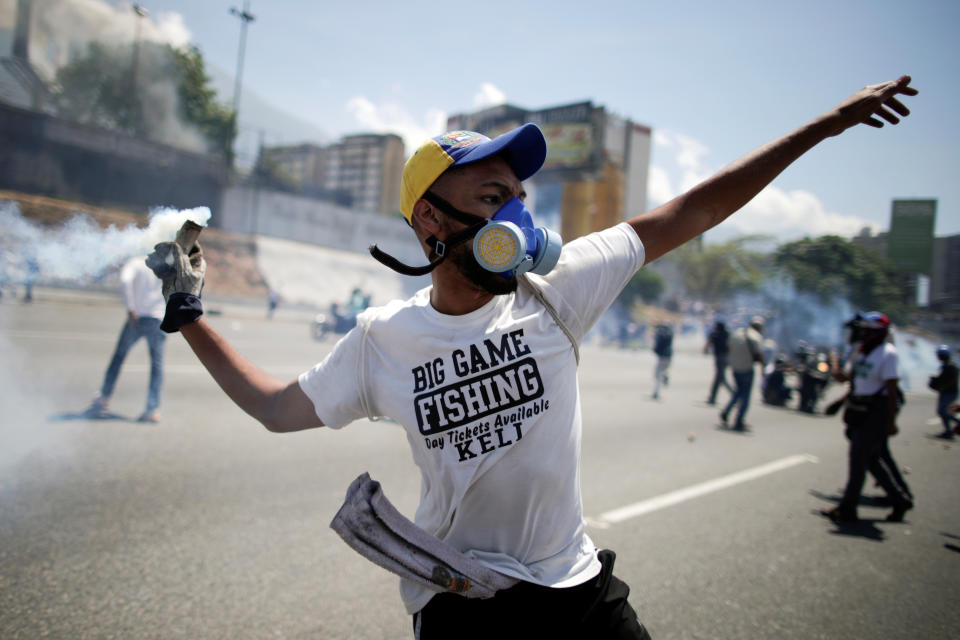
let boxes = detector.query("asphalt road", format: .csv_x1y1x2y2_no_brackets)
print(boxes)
1,290,957,639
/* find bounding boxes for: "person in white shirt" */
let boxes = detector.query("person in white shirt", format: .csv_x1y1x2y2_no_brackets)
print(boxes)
822,311,913,523
148,77,916,638
87,255,167,423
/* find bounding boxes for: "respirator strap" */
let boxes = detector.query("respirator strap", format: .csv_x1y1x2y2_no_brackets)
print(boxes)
369,221,485,277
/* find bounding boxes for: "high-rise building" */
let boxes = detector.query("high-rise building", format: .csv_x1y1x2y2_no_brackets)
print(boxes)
447,101,651,241
323,134,404,216
257,143,327,189
932,233,960,311
257,133,404,216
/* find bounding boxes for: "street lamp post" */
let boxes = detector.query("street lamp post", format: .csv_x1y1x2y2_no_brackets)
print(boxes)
131,3,148,135
229,1,255,116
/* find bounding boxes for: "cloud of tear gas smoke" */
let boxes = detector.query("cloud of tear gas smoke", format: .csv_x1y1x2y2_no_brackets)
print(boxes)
17,0,191,80
719,272,944,391
7,0,212,152
721,272,856,354
0,202,210,283
0,328,71,477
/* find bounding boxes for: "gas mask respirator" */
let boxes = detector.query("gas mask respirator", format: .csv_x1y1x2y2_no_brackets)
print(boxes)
370,191,562,278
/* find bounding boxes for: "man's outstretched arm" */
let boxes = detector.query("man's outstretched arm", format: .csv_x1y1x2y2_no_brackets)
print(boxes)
180,318,324,432
630,75,918,264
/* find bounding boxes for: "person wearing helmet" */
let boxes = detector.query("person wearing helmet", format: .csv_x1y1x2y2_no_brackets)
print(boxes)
929,344,959,438
823,312,913,523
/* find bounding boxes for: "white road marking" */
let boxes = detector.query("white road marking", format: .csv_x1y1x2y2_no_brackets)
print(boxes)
590,454,819,528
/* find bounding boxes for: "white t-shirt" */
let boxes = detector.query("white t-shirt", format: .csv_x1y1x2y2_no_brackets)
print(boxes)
121,256,165,319
849,341,899,396
299,223,645,614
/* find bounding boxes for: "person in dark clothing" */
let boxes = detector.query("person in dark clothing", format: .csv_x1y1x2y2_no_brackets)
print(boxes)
762,354,792,406
652,323,674,400
929,344,959,439
822,312,913,524
704,319,732,405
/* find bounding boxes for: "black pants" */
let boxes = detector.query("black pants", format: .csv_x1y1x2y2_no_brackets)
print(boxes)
413,550,651,639
839,404,912,515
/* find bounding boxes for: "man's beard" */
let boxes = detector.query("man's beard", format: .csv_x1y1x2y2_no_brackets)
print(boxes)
449,241,518,295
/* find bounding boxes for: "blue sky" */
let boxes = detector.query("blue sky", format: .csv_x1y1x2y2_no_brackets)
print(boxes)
13,0,960,242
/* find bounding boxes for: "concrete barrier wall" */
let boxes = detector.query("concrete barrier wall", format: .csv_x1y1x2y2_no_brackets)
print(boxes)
220,184,423,264
0,103,226,214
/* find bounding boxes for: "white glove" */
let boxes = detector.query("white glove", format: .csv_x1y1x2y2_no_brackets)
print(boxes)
146,240,206,301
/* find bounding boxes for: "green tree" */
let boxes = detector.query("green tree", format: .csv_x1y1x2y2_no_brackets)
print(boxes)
53,41,236,164
773,235,908,321
619,267,665,308
674,236,771,302
172,45,237,164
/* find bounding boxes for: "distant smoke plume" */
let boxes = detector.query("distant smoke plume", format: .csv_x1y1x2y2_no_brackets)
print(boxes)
12,0,191,79
0,201,210,283
3,0,215,153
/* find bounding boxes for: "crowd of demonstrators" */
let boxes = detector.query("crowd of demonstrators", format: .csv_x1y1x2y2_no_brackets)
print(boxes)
145,77,915,638
85,255,167,424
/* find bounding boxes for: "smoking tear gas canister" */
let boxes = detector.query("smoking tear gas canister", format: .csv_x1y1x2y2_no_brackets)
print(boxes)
146,220,203,278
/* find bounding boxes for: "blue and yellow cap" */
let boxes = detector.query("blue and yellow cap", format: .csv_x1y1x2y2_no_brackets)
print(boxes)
400,123,547,224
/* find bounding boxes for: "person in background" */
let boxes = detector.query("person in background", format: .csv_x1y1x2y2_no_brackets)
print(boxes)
823,311,913,523
720,316,765,431
929,344,959,439
23,255,39,302
267,289,279,319
762,354,792,407
652,322,674,400
86,255,166,423
704,318,732,405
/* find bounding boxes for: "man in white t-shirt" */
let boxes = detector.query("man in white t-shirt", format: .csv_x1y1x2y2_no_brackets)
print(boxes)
87,255,167,423
822,311,913,524
148,77,916,638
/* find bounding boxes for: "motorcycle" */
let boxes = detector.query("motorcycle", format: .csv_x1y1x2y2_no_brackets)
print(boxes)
311,291,371,340
796,348,831,413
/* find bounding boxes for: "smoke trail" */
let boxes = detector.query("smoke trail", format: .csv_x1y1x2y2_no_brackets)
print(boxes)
0,202,210,283
26,0,192,81
723,272,946,390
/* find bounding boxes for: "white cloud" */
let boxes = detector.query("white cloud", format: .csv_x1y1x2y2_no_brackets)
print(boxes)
473,83,506,109
647,165,674,207
345,96,446,153
649,128,877,243
345,83,505,154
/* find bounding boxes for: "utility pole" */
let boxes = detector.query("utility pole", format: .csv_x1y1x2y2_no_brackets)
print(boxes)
229,1,255,116
131,3,148,135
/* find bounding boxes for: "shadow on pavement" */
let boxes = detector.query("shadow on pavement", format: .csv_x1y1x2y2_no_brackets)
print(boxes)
714,423,753,436
49,410,130,423
815,512,886,541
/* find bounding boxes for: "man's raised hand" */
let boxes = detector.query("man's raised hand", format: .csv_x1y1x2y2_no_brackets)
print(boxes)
826,75,918,137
